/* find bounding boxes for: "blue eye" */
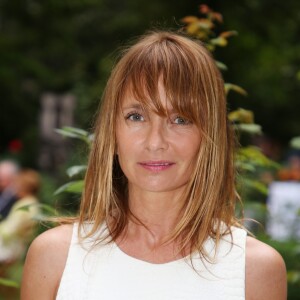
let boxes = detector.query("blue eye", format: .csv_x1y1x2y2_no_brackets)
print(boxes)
126,112,144,122
173,116,191,125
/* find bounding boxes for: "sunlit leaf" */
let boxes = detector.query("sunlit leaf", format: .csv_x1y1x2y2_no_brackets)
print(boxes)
186,20,213,37
56,126,88,137
220,31,238,38
205,43,215,52
17,204,31,212
186,23,202,36
17,203,58,216
0,278,19,288
215,60,228,71
210,37,228,47
181,16,199,24
237,146,280,169
55,126,92,146
54,180,84,195
225,83,248,96
197,19,214,29
66,165,87,178
235,124,262,135
235,161,256,172
228,108,254,124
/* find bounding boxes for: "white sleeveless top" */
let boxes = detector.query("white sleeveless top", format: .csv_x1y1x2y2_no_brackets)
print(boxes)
56,223,246,300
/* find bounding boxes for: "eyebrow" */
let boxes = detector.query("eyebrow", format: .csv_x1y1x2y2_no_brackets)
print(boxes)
121,102,144,110
121,101,178,115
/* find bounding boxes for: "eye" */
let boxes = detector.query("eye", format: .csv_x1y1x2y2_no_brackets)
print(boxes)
173,116,191,125
126,112,145,122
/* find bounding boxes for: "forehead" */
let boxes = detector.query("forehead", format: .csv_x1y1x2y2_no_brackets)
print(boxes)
119,82,174,113
114,65,204,126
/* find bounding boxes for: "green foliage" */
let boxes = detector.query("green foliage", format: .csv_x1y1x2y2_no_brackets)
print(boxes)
54,127,93,147
53,127,92,196
66,165,87,178
216,0,300,144
0,278,19,289
0,0,196,165
224,83,248,97
54,180,84,196
181,5,277,198
237,146,280,169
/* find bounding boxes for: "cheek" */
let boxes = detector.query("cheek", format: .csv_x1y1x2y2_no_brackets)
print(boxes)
178,133,201,159
116,129,130,156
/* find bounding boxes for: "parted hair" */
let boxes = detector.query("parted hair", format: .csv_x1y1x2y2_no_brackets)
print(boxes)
78,31,240,258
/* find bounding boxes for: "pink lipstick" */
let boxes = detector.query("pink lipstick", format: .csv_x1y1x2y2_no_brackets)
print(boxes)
138,161,175,172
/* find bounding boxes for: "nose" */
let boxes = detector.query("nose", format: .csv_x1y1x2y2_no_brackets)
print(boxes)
145,118,169,152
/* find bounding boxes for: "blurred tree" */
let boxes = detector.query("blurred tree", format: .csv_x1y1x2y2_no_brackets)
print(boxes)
1,0,300,167
0,0,196,166
213,0,300,148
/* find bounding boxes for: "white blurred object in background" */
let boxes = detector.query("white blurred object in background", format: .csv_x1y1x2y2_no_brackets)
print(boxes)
267,181,300,240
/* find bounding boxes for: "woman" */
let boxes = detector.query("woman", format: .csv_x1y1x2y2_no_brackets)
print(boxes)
21,31,286,300
0,169,40,263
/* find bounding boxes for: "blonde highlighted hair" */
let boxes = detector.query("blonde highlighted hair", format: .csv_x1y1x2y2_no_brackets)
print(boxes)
78,31,240,257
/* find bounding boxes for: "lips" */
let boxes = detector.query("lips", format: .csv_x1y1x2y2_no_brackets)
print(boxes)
138,161,175,172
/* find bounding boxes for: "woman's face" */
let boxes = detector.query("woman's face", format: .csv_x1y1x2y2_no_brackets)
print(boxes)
116,83,201,197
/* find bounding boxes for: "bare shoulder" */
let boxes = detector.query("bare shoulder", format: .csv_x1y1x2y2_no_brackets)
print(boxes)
21,224,74,300
245,236,287,300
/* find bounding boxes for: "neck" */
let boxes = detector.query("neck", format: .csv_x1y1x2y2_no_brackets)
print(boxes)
114,186,190,263
126,187,185,244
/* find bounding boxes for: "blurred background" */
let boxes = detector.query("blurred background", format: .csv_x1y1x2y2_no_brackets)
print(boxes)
0,0,300,299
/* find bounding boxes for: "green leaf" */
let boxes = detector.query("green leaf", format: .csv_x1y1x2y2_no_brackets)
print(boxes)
37,203,59,215
0,277,19,288
235,161,256,172
17,203,57,215
181,16,199,24
237,146,280,169
54,180,84,195
215,60,228,71
54,126,92,145
290,136,300,149
287,271,300,284
225,83,248,96
16,204,32,212
63,127,89,136
197,18,214,29
17,203,58,220
66,165,87,178
235,123,262,135
220,30,238,38
228,108,254,124
240,178,268,195
210,36,228,47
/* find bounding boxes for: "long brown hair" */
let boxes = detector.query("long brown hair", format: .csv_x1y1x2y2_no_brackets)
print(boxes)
78,31,240,257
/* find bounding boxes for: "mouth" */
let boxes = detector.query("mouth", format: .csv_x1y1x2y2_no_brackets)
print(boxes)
138,161,175,172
